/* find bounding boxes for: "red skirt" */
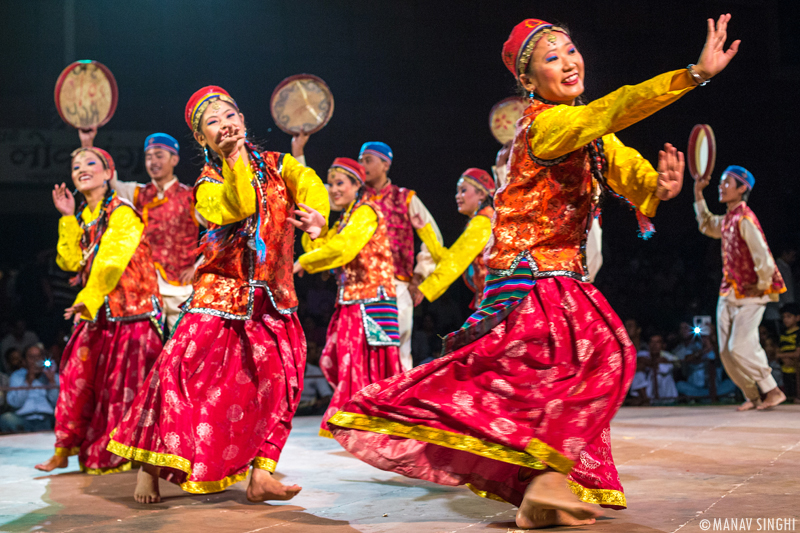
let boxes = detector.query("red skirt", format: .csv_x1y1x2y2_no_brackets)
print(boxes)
319,304,403,437
328,277,634,508
54,313,162,474
108,289,306,494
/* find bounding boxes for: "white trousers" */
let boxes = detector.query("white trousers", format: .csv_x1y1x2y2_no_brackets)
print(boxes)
716,295,777,401
394,278,413,371
157,276,193,334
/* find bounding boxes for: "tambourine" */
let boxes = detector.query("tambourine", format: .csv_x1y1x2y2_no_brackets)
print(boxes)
270,74,334,135
687,124,716,181
54,60,118,129
489,97,527,144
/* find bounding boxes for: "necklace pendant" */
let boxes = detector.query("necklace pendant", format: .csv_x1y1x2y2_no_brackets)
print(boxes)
247,236,257,250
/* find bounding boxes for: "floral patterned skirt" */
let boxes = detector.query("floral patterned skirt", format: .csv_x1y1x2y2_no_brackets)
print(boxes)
55,313,162,474
328,277,634,508
108,289,306,494
319,303,403,437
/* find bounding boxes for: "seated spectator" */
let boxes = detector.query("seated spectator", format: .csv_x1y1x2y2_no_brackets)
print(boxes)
672,321,703,361
624,318,646,351
0,320,39,374
628,334,678,405
0,343,59,433
763,334,784,389
4,347,23,375
778,303,800,404
0,369,7,412
677,334,736,399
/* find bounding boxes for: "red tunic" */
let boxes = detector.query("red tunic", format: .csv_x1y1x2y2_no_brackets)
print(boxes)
188,152,298,318
720,203,785,298
134,181,199,285
364,183,415,281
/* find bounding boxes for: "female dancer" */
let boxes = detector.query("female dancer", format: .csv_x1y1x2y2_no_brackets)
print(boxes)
295,158,403,438
410,168,495,309
327,15,739,528
37,147,163,475
108,86,329,503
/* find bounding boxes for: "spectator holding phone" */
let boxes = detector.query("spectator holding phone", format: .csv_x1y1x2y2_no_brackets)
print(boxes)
0,343,59,433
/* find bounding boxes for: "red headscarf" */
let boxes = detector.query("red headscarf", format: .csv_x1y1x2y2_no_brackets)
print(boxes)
185,85,238,131
502,19,568,79
329,157,366,185
460,168,495,197
70,146,115,175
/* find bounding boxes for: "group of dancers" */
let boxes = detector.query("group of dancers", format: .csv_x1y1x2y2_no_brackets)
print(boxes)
31,13,787,529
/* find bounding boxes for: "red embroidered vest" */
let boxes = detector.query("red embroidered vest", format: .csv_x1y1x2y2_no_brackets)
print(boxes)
134,180,198,285
486,100,595,280
79,196,162,320
188,152,298,318
720,203,785,298
336,201,397,303
364,182,415,281
462,206,494,309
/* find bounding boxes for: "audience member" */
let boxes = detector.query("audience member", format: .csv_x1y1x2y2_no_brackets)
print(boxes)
628,334,678,405
672,321,703,361
4,347,23,375
624,318,646,351
0,320,39,374
763,335,784,389
778,303,800,403
0,343,59,433
765,246,797,333
677,334,736,399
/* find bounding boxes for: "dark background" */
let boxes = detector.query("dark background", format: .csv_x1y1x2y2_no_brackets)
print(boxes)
1,0,797,333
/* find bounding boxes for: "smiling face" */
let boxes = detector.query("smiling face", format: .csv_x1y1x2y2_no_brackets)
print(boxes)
145,148,179,182
327,170,360,209
194,100,246,156
520,31,584,105
358,153,390,187
71,151,111,194
455,178,486,215
718,173,748,204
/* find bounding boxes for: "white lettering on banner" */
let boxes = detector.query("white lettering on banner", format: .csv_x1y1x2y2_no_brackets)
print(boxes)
0,128,153,184
705,518,798,531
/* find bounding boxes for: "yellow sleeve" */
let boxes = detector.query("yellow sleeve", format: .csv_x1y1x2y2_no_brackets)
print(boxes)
56,216,83,272
280,154,330,238
195,155,257,225
418,215,492,302
416,223,446,263
529,69,695,160
298,204,377,274
74,206,144,320
602,133,660,217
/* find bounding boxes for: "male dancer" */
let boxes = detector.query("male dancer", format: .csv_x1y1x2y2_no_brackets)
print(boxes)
94,131,206,332
695,165,786,410
291,135,442,370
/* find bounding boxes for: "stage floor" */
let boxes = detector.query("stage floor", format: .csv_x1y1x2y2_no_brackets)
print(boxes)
1,406,799,532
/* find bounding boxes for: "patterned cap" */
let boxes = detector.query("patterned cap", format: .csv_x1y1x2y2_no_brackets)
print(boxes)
144,133,179,155
359,142,393,163
723,165,755,190
459,168,495,197
185,86,238,131
502,19,568,78
70,146,115,175
329,157,366,185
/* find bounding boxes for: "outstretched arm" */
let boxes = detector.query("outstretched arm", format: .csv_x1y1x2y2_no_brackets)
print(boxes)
297,204,377,274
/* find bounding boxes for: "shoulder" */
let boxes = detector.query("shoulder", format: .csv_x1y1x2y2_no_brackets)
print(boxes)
195,164,223,186
475,206,495,219
9,368,26,383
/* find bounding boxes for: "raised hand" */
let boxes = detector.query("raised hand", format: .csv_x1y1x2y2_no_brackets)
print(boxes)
694,14,740,81
64,302,87,321
79,126,97,148
291,132,310,158
52,183,75,216
655,143,684,201
288,203,326,240
292,260,305,278
215,124,245,161
410,213,426,230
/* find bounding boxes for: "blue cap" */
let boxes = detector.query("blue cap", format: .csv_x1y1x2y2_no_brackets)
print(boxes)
359,142,393,163
723,165,755,190
144,133,179,155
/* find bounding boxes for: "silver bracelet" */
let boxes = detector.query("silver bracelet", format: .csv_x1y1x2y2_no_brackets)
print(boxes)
686,64,710,86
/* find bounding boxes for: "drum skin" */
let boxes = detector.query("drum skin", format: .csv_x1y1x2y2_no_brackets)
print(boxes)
270,74,334,135
54,60,118,129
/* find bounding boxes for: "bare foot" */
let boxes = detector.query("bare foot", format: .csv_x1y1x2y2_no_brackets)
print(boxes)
516,471,601,528
35,454,68,472
134,465,161,504
737,399,755,411
246,468,302,502
756,388,786,410
515,507,597,529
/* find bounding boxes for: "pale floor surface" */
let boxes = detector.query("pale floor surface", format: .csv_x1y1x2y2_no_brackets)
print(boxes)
1,406,799,532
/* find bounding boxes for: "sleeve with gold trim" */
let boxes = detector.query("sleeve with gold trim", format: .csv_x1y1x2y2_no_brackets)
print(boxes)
195,155,257,225
298,204,377,274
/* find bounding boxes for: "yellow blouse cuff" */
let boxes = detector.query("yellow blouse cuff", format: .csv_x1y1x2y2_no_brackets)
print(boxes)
74,288,104,320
